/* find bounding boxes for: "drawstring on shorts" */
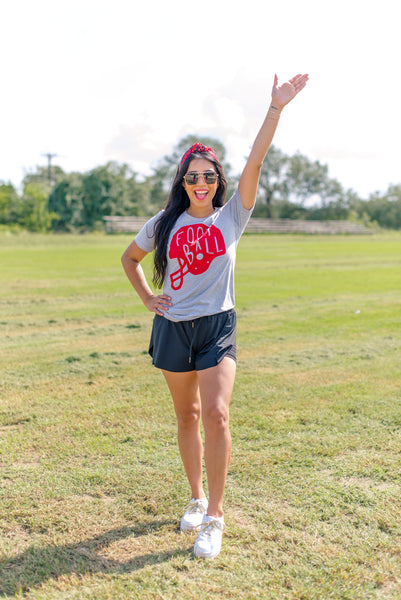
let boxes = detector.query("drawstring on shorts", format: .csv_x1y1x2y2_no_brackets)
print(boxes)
188,316,213,364
188,320,196,364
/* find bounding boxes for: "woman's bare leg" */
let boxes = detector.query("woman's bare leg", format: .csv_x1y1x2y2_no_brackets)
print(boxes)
197,357,236,518
162,369,205,500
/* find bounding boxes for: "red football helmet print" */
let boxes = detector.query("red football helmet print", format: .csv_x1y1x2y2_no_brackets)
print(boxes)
169,224,226,290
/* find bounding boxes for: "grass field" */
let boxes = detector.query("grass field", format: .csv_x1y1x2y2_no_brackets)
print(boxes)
0,231,401,599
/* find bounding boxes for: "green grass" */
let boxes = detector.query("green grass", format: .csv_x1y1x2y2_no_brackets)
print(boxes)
1,231,401,599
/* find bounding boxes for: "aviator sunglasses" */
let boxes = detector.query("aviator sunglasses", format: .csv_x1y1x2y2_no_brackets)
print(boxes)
183,171,218,185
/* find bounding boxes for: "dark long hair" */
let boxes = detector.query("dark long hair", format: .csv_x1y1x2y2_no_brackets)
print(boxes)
152,149,227,288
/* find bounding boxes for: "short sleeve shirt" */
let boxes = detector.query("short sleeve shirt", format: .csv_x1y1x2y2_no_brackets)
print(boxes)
134,188,252,321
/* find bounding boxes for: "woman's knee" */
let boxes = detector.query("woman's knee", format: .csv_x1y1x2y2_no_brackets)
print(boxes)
202,404,230,431
176,407,201,429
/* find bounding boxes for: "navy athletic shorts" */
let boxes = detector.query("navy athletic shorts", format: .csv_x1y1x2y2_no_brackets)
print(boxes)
148,309,237,372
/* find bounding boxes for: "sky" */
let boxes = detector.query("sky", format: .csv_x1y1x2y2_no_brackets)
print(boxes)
1,0,400,198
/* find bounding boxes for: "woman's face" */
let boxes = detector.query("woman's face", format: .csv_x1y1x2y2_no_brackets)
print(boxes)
182,158,219,218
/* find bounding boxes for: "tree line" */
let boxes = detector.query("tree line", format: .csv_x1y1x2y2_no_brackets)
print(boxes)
1,135,401,232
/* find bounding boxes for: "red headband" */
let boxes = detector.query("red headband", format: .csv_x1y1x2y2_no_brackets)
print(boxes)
179,143,219,168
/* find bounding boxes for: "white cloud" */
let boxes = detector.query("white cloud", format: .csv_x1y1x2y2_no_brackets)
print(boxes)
0,0,400,196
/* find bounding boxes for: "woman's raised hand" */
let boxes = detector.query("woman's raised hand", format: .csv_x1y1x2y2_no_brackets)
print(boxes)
271,73,309,109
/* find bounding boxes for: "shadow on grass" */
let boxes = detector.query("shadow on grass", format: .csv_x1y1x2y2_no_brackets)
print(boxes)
0,519,191,597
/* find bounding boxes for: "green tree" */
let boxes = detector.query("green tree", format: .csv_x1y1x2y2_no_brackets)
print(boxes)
48,173,85,231
0,182,19,225
80,162,153,229
125,175,155,216
23,165,65,189
48,162,154,230
354,185,401,229
254,146,290,217
141,174,167,214
19,183,59,232
254,146,356,219
287,153,335,206
307,188,359,221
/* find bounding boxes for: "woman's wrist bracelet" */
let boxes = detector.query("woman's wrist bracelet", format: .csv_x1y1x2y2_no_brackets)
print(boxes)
267,104,282,121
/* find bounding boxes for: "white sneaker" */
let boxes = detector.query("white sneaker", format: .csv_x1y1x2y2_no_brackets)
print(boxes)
180,498,208,532
194,515,224,559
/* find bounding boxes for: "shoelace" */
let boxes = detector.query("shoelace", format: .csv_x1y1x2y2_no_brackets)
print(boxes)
198,519,225,537
184,499,207,514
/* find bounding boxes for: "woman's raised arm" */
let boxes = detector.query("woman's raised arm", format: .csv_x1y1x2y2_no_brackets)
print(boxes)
238,73,309,210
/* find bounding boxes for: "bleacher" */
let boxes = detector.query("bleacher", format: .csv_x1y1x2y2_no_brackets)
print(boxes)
103,215,372,235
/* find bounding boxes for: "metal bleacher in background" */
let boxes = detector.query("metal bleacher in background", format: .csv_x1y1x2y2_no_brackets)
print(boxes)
103,216,373,235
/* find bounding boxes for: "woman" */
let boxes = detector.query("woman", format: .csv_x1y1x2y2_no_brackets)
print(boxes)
121,73,308,559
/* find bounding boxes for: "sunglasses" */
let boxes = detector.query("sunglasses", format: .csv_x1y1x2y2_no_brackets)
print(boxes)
183,171,218,185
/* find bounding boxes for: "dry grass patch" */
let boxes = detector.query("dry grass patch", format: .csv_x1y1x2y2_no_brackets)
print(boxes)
1,232,401,599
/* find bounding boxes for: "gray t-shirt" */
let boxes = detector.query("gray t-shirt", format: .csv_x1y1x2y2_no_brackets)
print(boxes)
135,187,252,322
